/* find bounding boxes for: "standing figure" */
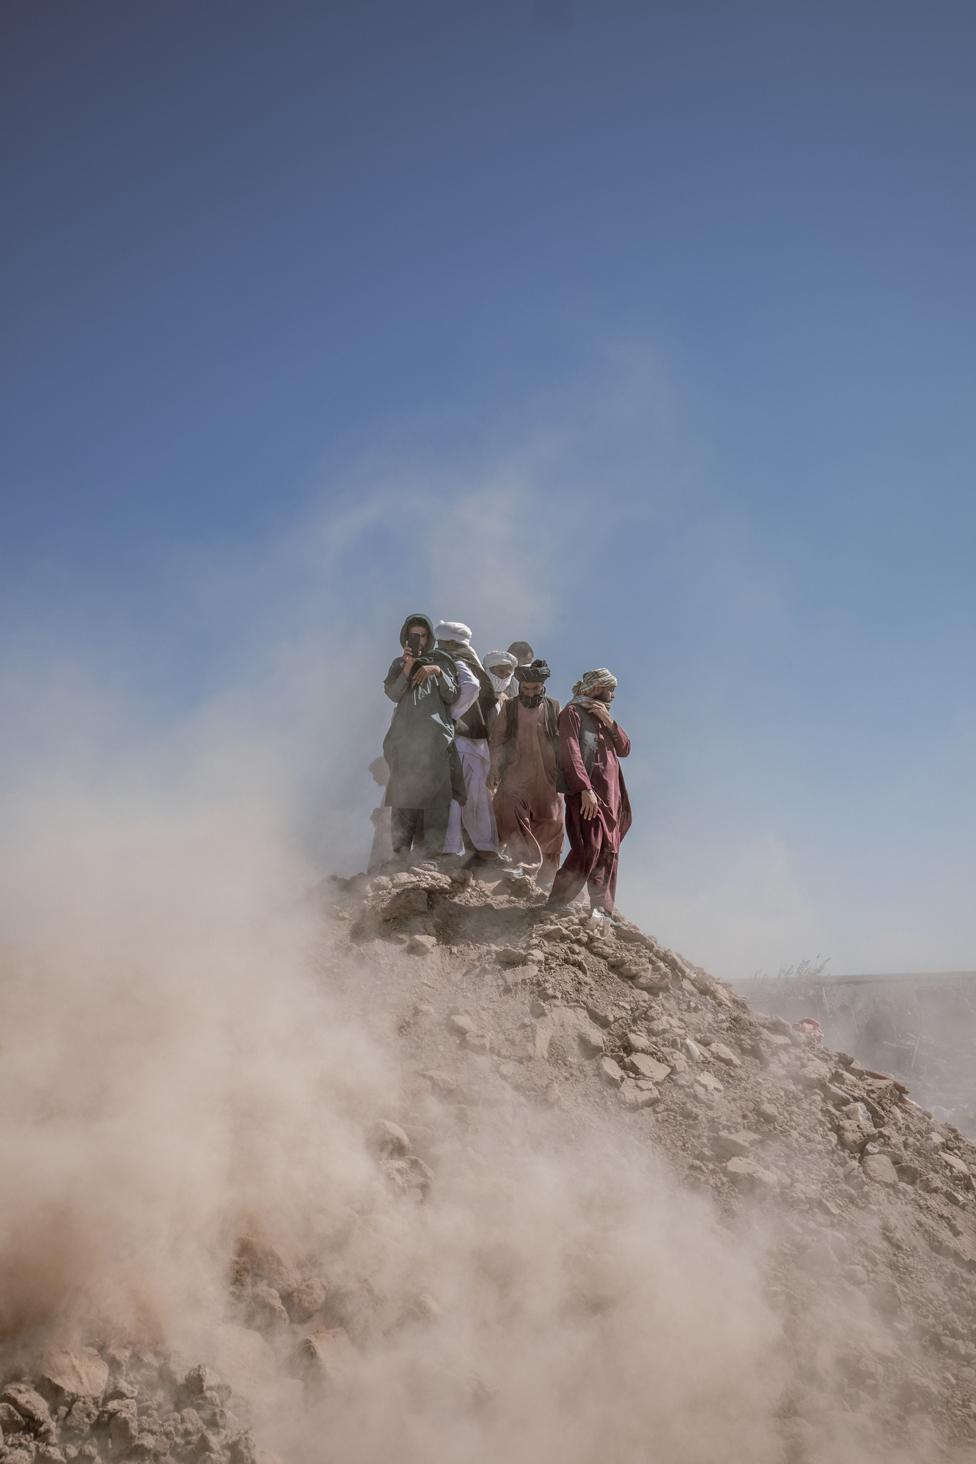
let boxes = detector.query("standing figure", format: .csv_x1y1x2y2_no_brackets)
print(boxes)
548,668,631,917
507,640,535,669
489,659,564,888
483,649,518,706
366,755,393,872
382,613,460,860
434,621,499,861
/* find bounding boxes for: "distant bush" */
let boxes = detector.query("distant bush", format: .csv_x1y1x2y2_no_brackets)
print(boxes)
751,954,831,986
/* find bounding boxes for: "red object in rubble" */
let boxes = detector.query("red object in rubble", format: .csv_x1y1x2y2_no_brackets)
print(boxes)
796,1017,824,1044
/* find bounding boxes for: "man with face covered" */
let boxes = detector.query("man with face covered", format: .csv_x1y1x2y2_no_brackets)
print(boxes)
382,613,461,860
547,668,632,918
488,658,564,887
483,650,517,706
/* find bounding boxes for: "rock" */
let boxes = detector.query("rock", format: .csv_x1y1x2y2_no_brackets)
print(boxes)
421,1069,457,1098
712,1130,761,1160
229,1433,259,1464
447,1012,476,1038
756,1102,779,1124
598,1057,625,1087
407,933,438,954
896,1163,922,1187
183,1367,230,1402
585,1002,613,1029
942,1152,971,1179
102,1398,139,1451
232,1238,298,1295
695,1071,724,1095
625,1053,672,1084
532,1017,554,1060
383,1153,433,1200
707,1042,742,1067
683,1038,705,1062
725,1157,780,1190
381,886,432,920
618,1080,659,1109
577,1025,605,1057
368,1119,411,1158
613,960,647,983
495,946,527,965
194,1429,227,1457
1,1386,55,1441
501,964,534,990
862,1153,899,1186
625,1030,652,1054
63,1398,100,1435
835,1121,869,1153
465,1032,491,1054
0,1402,26,1435
294,1327,358,1390
38,1347,109,1402
246,1282,290,1331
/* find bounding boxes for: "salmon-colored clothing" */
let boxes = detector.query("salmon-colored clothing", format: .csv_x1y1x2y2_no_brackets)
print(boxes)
490,698,564,878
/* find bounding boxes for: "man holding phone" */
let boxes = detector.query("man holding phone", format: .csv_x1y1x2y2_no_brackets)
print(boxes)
382,613,461,861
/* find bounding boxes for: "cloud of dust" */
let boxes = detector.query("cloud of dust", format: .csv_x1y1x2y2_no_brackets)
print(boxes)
0,748,797,1462
0,401,945,1464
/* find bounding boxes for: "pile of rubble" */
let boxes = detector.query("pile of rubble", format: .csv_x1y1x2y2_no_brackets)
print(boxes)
738,972,976,1138
0,1350,255,1464
3,865,975,1463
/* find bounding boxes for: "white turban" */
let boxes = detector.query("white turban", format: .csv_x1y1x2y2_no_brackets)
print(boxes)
483,649,516,697
434,621,472,646
483,649,517,672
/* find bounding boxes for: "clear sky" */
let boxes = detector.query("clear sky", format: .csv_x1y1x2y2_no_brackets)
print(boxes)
2,0,974,980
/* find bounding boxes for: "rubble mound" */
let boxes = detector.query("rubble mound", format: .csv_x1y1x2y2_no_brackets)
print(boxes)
3,866,975,1464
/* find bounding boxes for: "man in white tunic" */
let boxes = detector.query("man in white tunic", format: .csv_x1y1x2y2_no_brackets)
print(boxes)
434,621,500,862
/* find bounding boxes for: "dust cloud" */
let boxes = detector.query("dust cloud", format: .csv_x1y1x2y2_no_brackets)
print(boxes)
0,656,798,1461
0,463,961,1462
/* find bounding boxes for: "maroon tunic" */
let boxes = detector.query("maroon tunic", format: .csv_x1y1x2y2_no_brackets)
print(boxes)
548,703,632,913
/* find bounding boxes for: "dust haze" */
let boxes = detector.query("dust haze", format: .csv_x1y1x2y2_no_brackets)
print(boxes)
0,632,799,1463
0,442,966,1463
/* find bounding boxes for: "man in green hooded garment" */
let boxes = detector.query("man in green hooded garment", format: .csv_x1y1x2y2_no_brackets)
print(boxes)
382,613,461,860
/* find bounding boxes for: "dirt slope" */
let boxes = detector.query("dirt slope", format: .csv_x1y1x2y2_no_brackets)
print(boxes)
2,866,975,1464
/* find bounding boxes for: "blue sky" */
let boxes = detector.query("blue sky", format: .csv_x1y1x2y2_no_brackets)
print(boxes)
2,0,974,978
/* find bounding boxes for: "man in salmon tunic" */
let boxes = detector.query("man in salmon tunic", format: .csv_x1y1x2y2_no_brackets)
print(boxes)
488,659,564,888
547,668,631,918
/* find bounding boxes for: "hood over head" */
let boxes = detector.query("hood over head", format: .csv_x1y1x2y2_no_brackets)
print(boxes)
399,612,435,648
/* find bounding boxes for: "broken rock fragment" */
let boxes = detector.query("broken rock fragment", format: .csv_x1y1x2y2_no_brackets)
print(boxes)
862,1153,899,1186
706,1042,742,1067
625,1053,672,1084
1,1386,55,1442
38,1348,108,1404
599,1057,625,1087
725,1157,781,1191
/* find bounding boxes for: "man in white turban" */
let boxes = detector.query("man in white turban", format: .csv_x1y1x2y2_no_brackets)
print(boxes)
434,621,500,863
483,649,517,706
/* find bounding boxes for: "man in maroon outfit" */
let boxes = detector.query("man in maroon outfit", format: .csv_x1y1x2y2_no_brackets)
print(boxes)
547,668,632,917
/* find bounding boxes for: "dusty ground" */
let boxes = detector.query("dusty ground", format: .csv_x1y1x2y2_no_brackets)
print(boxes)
2,866,976,1464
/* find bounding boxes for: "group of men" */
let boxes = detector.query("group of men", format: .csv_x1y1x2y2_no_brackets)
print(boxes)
372,613,632,918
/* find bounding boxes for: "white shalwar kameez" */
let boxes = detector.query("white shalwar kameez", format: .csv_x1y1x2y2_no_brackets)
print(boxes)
443,660,499,856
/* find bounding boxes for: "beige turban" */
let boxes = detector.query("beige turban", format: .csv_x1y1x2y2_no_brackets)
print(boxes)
572,668,617,698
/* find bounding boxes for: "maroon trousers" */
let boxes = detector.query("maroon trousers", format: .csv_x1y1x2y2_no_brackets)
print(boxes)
547,797,621,913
